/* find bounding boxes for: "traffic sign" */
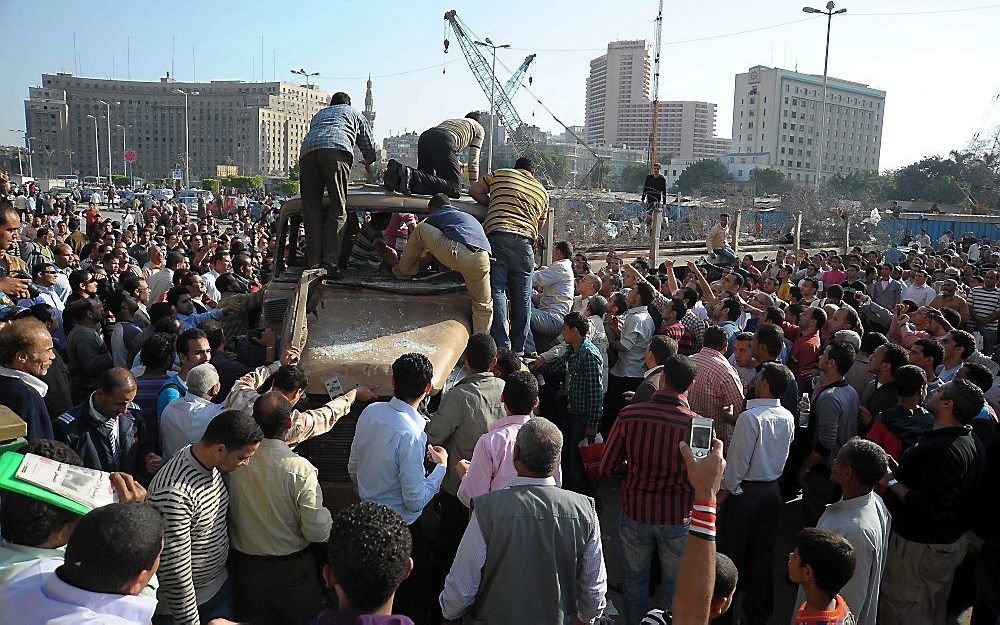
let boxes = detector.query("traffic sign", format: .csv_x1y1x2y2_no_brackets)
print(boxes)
171,169,183,180
124,150,137,162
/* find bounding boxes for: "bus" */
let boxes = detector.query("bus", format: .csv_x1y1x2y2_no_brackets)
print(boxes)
56,175,79,188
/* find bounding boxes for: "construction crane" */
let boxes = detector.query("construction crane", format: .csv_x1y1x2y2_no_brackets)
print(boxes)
649,0,664,170
443,10,552,185
503,54,536,99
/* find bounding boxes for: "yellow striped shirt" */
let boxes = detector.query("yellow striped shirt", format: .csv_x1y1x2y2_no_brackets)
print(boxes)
482,168,548,241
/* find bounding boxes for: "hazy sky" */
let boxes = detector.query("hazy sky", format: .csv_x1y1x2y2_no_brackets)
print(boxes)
1,0,998,171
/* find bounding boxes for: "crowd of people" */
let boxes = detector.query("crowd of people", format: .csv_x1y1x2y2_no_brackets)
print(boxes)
0,89,997,625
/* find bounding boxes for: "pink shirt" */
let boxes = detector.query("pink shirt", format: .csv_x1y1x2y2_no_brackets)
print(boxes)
457,414,531,508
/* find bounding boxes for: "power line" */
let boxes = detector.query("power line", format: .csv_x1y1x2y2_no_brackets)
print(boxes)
315,59,462,81
848,3,1000,16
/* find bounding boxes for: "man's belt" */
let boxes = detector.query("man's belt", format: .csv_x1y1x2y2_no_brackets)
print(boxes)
230,547,311,562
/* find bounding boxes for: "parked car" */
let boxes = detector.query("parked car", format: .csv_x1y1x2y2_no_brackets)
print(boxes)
151,188,174,202
48,187,75,201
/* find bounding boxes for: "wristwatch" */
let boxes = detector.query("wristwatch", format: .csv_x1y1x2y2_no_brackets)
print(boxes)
887,478,898,488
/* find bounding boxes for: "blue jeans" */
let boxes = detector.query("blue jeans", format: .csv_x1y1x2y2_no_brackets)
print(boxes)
152,577,236,625
981,328,998,357
524,306,565,355
713,247,737,266
619,514,689,625
488,232,534,353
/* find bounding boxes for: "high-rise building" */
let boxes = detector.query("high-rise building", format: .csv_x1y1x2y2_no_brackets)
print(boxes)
24,72,330,181
584,41,730,160
383,132,419,168
730,64,885,184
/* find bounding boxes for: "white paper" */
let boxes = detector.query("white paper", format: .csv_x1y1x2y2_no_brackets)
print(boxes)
15,453,116,510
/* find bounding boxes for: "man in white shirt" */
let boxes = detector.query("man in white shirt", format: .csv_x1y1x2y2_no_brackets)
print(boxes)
606,283,656,428
794,438,891,625
903,269,936,307
717,362,795,625
0,502,162,625
159,363,224,460
525,240,575,355
917,229,932,250
571,273,602,315
200,249,232,302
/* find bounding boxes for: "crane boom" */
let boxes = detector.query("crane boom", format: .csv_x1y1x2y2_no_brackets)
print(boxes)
503,54,536,98
444,10,552,185
649,0,664,170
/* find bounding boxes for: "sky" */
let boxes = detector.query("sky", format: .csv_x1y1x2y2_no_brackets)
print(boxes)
1,0,998,172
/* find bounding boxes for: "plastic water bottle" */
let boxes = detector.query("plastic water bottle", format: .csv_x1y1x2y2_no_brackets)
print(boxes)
798,392,811,428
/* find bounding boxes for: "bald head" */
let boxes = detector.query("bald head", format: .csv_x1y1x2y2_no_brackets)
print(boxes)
253,391,293,438
578,274,602,297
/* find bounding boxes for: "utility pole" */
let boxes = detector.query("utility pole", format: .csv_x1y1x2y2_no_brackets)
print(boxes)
474,38,510,173
98,100,114,182
174,89,198,188
802,1,846,188
291,68,319,88
87,114,100,179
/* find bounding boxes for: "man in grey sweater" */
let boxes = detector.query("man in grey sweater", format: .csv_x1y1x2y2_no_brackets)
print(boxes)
797,340,860,526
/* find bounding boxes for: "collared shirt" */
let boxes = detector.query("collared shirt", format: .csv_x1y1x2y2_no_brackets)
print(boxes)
439,476,607,624
224,361,355,447
533,258,575,316
707,224,728,254
201,269,221,302
0,540,62,586
482,168,549,241
790,331,822,387
538,338,605,429
88,393,119,461
300,104,377,164
456,414,531,508
721,398,794,494
348,396,446,525
600,390,695,526
688,348,745,446
0,561,157,625
177,307,223,330
610,306,654,379
0,365,48,396
227,438,333,556
159,394,225,460
426,372,506,497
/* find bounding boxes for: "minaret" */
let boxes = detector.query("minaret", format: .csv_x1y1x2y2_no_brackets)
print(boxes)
363,74,376,127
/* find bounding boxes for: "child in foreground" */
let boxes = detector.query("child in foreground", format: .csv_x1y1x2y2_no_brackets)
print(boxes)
788,527,858,625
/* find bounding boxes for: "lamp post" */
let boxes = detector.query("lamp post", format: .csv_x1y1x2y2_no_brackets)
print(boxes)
290,68,319,88
474,37,510,173
117,124,128,187
86,114,100,180
803,1,847,189
174,89,199,189
98,100,116,183
9,129,29,177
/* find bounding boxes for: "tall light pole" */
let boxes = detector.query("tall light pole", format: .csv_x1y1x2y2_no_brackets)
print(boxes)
174,89,199,188
86,114,100,180
117,124,127,186
474,37,510,173
290,68,319,88
98,100,116,183
803,1,846,189
9,130,28,178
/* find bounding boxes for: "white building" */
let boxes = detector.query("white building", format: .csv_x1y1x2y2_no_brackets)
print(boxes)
731,65,885,185
383,132,419,168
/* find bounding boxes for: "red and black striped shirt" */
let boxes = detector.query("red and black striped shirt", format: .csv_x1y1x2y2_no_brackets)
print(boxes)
599,390,695,525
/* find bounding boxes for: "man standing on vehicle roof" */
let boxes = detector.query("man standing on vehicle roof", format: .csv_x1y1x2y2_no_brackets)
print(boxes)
385,112,485,199
389,193,493,334
298,92,376,278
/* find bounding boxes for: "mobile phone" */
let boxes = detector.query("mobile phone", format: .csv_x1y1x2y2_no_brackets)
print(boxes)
689,417,714,459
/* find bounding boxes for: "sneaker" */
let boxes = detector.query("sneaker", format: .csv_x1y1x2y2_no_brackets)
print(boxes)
398,164,411,195
383,160,399,192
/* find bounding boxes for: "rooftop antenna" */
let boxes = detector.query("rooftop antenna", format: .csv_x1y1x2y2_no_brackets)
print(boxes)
171,35,175,79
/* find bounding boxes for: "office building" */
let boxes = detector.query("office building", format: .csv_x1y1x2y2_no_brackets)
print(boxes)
584,41,730,159
730,64,886,184
24,72,331,182
383,131,419,169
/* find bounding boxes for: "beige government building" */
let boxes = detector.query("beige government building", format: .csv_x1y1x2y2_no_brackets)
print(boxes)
24,72,333,181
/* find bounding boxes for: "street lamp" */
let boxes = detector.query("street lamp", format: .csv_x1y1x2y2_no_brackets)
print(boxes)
474,37,510,173
803,1,847,188
174,89,199,188
98,100,118,183
86,115,100,180
290,68,320,88
117,124,128,187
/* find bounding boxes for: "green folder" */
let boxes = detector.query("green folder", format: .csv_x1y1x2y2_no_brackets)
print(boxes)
0,452,90,516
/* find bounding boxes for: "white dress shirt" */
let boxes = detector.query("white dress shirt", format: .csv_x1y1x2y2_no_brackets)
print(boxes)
721,398,795,495
902,282,936,307
159,394,225,460
439,476,607,623
610,306,654,379
348,396,445,525
0,559,157,625
201,269,221,302
533,258,575,316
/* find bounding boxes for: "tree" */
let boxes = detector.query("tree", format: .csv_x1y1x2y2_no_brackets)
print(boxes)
582,158,611,189
619,162,649,194
675,159,733,194
201,178,221,195
536,152,570,187
925,175,967,205
749,167,786,195
288,158,299,181
277,180,300,196
823,170,885,202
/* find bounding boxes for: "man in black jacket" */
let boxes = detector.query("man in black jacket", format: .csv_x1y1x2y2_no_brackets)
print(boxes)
0,317,56,440
641,163,667,208
879,378,987,625
53,367,149,475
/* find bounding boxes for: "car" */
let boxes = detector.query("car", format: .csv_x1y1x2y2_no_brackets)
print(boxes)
262,186,484,492
79,187,102,204
48,187,75,201
151,188,174,201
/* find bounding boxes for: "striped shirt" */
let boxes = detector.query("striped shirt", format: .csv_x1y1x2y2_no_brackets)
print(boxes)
688,348,745,446
346,223,384,269
482,168,548,241
300,104,376,164
599,390,695,526
969,286,1000,331
436,118,485,182
148,446,230,625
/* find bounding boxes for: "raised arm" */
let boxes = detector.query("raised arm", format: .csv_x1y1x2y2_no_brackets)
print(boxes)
686,261,718,307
